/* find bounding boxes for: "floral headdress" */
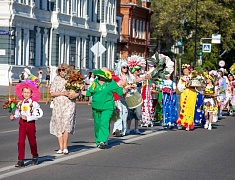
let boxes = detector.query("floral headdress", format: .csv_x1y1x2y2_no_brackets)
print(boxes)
182,64,192,71
230,63,235,74
203,72,215,82
15,75,41,102
93,68,112,81
127,55,146,73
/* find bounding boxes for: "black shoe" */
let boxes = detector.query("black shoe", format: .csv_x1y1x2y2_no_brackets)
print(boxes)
32,156,39,165
15,160,25,167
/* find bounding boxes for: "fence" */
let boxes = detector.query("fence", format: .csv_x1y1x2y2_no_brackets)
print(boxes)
8,82,89,104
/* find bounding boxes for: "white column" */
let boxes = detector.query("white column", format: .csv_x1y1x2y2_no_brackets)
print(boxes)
76,36,80,69
107,41,110,69
15,27,21,65
111,42,114,69
94,37,98,69
84,0,87,17
83,37,86,69
94,0,97,22
89,36,93,69
35,27,41,66
77,0,80,17
43,29,49,66
67,0,70,14
24,29,29,65
61,0,64,13
60,35,64,64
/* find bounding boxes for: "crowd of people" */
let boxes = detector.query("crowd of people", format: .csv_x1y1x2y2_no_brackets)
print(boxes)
9,54,235,168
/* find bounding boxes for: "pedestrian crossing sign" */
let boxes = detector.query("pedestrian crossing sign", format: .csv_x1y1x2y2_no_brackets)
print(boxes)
202,43,211,53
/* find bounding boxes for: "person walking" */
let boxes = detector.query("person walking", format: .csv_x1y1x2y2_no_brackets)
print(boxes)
50,64,75,154
46,67,51,87
37,68,43,84
10,75,43,167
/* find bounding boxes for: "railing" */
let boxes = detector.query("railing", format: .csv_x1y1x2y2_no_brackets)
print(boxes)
8,83,89,105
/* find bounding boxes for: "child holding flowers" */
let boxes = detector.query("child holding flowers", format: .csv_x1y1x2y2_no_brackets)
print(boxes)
10,75,43,167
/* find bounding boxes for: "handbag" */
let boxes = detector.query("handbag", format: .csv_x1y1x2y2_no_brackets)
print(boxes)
50,100,54,108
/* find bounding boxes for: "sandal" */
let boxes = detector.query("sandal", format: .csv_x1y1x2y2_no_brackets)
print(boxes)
15,160,25,168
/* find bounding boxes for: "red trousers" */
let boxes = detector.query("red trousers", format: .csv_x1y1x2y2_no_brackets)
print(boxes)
18,118,38,160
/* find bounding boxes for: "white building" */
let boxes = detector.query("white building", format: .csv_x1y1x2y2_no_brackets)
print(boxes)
0,0,118,85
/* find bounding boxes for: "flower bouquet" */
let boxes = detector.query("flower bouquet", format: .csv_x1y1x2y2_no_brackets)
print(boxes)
188,70,204,87
65,71,85,93
2,98,17,114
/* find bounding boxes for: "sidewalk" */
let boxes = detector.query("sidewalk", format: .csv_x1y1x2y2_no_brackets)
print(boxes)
0,85,9,96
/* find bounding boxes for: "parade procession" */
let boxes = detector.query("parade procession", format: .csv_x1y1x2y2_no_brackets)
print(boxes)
1,0,235,179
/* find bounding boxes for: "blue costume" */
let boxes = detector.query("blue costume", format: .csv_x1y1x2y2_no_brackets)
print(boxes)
161,80,178,127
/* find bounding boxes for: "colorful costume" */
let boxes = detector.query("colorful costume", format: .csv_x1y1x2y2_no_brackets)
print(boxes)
177,76,197,130
86,69,124,146
14,75,43,166
161,79,178,127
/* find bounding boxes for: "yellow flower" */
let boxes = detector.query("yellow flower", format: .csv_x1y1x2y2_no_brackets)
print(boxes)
22,104,29,112
92,82,96,90
105,71,112,79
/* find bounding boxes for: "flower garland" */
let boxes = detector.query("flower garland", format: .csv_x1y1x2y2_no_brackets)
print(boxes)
17,101,34,116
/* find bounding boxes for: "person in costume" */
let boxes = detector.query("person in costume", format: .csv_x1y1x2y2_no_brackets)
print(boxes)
177,64,197,131
126,55,150,134
217,69,226,119
78,67,125,149
112,61,131,137
161,74,178,128
10,75,43,167
223,74,234,114
50,64,75,155
203,72,218,130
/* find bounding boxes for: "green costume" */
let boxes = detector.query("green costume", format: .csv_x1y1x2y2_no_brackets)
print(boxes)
154,82,163,122
86,78,124,145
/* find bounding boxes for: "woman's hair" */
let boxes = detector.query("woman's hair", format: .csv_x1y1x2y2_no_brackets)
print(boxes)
56,64,70,74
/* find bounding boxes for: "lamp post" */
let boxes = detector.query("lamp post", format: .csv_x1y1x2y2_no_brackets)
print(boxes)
193,0,198,66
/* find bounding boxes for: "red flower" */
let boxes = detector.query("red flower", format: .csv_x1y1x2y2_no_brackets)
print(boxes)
189,124,194,130
184,122,188,127
176,120,181,125
183,105,185,108
183,101,186,104
179,114,184,119
181,110,184,113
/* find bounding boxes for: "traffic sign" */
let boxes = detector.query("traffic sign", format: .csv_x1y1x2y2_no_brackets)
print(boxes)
91,41,106,57
218,60,225,67
212,34,221,44
202,43,211,53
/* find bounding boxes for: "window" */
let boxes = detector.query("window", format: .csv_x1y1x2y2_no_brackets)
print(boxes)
29,30,35,66
69,36,76,66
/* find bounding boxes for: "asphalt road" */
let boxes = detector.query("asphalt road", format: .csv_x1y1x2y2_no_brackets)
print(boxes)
0,101,235,180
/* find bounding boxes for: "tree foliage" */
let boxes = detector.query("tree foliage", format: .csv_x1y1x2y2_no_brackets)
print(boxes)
150,0,235,70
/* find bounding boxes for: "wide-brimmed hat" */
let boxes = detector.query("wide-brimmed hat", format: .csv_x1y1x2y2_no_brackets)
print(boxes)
93,68,112,81
15,75,41,101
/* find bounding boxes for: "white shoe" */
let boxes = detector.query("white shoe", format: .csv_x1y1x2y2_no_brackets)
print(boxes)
63,149,69,154
56,149,63,154
204,121,209,129
208,124,212,130
126,129,131,135
134,129,140,134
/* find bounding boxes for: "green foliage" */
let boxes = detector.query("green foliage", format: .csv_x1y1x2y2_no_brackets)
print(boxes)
150,0,235,69
147,52,169,85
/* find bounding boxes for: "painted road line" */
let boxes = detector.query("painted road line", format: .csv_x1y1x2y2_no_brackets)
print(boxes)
0,129,18,134
0,130,167,179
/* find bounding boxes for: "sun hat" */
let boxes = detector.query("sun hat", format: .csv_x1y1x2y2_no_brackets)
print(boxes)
93,68,112,81
15,75,41,102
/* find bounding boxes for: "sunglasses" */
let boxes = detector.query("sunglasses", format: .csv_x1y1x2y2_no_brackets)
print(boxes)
122,66,129,69
58,69,65,72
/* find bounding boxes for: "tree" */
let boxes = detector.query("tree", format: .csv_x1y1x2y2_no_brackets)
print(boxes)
150,0,235,70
